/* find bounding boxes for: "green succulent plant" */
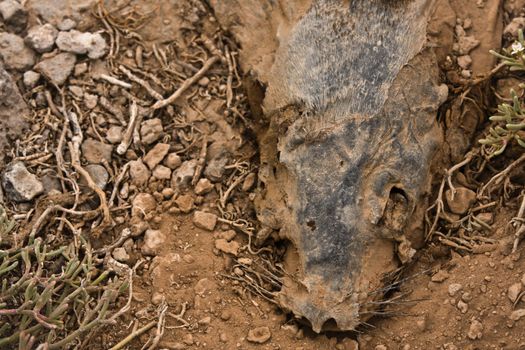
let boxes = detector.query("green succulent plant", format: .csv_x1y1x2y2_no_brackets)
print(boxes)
480,30,525,157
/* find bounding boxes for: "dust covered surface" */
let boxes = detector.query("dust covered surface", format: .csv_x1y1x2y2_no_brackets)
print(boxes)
0,0,524,349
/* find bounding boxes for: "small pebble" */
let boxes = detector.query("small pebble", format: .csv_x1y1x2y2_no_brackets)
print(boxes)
508,283,522,303
448,283,463,297
457,300,468,313
198,316,211,326
141,229,165,256
219,333,228,343
220,310,232,321
151,291,164,305
57,18,77,31
182,334,193,345
175,194,194,213
215,239,240,256
431,270,449,283
164,153,182,169
416,316,427,331
193,211,218,231
467,319,483,340
242,172,256,192
144,143,170,170
153,165,172,180
198,77,210,86
112,247,130,262
247,326,271,344
106,126,123,144
74,62,88,76
194,178,213,195
457,55,472,69
461,292,472,302
183,254,195,264
161,187,175,199
445,187,476,214
510,309,525,321
194,278,215,295
218,230,236,241
460,69,471,79
23,70,40,89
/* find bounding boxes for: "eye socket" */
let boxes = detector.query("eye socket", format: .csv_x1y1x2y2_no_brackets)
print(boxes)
380,187,409,232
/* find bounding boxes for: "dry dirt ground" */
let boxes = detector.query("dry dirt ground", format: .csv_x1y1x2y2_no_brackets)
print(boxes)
1,0,525,349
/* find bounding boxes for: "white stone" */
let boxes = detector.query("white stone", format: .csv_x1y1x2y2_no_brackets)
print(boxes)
25,24,58,53
2,162,43,202
56,30,108,59
23,70,40,89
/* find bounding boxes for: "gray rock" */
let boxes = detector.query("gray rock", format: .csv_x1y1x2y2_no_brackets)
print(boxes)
204,156,228,182
504,17,525,38
0,0,27,32
0,67,29,164
56,30,108,59
112,247,130,262
129,160,150,187
34,52,76,86
26,1,94,29
142,229,165,256
0,33,35,71
23,70,41,89
81,138,112,164
25,24,58,53
2,162,44,202
171,159,197,188
40,173,62,194
140,118,163,145
84,164,108,190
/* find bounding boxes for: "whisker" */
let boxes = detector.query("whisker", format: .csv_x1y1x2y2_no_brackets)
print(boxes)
367,268,433,296
359,321,376,329
360,310,415,317
366,297,429,306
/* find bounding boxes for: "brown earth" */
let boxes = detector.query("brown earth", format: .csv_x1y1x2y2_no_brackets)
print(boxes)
1,0,525,349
